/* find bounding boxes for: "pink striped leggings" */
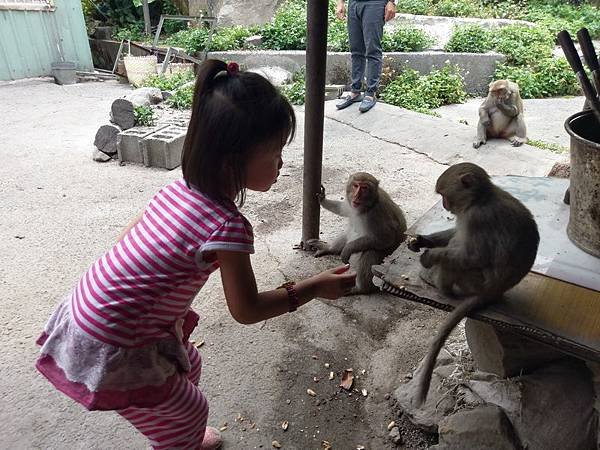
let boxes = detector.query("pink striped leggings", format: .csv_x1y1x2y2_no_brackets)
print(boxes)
118,342,208,449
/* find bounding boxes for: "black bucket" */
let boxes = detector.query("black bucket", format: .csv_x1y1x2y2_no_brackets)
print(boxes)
564,109,600,257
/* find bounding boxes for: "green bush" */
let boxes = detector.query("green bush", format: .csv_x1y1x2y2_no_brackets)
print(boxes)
494,57,579,98
380,64,466,113
210,26,255,51
165,25,254,53
280,70,306,105
113,23,145,41
139,70,195,91
382,26,434,52
490,24,553,66
395,0,430,15
165,27,210,54
445,24,493,53
133,105,156,126
261,0,307,50
167,85,194,109
431,0,482,17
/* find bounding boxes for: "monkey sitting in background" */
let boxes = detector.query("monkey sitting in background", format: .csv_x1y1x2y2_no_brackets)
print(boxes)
473,79,528,149
408,162,539,405
308,173,407,295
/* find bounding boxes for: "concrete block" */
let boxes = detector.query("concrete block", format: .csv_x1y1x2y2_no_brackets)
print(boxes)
117,126,165,165
465,319,565,378
143,125,187,170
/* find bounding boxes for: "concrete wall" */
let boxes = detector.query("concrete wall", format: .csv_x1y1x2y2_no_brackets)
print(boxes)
208,50,505,95
0,0,93,80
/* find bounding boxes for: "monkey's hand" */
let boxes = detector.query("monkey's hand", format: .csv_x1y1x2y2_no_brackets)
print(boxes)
306,238,329,257
407,235,424,252
420,249,436,268
473,138,486,149
317,185,326,203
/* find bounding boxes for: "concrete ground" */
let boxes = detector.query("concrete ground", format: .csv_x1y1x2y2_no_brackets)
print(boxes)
0,78,578,449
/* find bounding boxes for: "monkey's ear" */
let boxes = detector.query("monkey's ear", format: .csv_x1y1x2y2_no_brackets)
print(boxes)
460,173,476,188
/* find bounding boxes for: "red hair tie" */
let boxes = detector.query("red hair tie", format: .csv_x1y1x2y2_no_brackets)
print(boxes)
227,62,239,76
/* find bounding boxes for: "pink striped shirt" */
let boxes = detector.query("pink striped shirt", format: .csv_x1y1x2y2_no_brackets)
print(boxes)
70,179,254,348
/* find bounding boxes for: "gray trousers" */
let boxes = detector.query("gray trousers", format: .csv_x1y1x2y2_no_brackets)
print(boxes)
348,0,386,96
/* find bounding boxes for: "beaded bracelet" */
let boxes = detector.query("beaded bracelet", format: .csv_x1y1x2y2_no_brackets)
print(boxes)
279,281,299,312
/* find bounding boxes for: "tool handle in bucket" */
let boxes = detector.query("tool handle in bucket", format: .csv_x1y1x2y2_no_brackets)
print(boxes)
576,28,600,73
576,72,600,122
558,30,585,74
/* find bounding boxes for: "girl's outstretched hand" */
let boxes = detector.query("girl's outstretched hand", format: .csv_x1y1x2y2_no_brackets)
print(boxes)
312,264,357,299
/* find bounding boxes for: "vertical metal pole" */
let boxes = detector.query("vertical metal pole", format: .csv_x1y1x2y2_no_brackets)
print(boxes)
142,0,152,35
301,0,329,246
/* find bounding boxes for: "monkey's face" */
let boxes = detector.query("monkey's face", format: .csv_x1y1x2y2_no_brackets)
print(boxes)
436,163,491,215
347,180,377,211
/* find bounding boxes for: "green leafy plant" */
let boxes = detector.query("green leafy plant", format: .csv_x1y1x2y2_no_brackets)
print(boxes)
167,86,194,109
527,139,568,153
113,23,145,41
494,57,580,98
380,64,466,113
431,0,482,17
382,26,434,52
489,24,554,66
445,24,493,53
261,0,307,50
280,70,306,105
133,105,156,126
395,0,430,15
139,70,195,91
210,26,255,51
165,27,210,54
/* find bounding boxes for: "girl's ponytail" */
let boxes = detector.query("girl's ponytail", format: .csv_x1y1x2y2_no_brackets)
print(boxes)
191,59,227,106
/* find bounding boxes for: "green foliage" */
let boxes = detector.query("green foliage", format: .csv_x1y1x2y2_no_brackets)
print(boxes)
489,24,553,66
261,0,307,50
167,86,194,109
139,70,195,91
159,0,186,35
494,57,579,98
133,105,156,126
382,26,434,52
380,65,466,113
165,27,209,54
527,139,568,153
280,70,306,105
210,26,255,51
113,23,145,41
395,0,430,15
95,0,141,28
431,0,482,17
444,24,493,53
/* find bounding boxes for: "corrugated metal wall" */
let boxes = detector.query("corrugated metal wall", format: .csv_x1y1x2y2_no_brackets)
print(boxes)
0,0,93,80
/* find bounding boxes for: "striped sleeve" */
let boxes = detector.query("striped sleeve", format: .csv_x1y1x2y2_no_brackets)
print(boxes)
200,214,254,254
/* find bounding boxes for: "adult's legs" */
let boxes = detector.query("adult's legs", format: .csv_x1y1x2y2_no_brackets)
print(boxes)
348,0,366,94
361,0,386,97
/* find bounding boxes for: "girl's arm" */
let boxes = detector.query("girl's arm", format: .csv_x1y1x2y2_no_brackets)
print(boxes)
116,211,144,241
216,250,356,325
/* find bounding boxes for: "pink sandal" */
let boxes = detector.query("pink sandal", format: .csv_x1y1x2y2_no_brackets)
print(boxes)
200,426,223,450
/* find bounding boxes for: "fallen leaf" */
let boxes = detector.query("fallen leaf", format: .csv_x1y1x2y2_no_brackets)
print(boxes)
307,388,317,397
195,340,205,348
281,420,289,431
311,355,318,360
387,421,396,430
356,446,365,450
361,389,368,397
250,422,256,429
361,369,366,375
313,377,319,383
329,371,335,380
322,440,332,449
340,369,354,390
219,426,227,431
272,440,282,448
324,363,330,368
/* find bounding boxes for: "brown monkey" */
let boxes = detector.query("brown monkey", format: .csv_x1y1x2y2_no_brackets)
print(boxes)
408,162,539,405
473,80,527,149
308,173,407,294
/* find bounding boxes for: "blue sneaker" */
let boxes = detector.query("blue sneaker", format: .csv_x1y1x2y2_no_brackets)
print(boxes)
358,95,377,113
336,93,363,110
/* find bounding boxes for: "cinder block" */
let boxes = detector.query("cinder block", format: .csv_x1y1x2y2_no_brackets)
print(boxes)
143,125,187,170
117,126,166,164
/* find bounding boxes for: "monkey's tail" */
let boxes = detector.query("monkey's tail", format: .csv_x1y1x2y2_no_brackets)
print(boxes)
414,294,496,407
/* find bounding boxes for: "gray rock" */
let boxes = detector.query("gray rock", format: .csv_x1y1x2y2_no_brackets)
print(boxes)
125,87,163,107
216,0,280,27
248,66,292,86
432,404,520,450
388,426,402,445
465,319,564,378
92,147,112,162
244,35,263,48
93,124,121,156
110,98,135,130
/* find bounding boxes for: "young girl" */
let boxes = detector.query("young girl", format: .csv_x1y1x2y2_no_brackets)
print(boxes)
36,59,356,450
